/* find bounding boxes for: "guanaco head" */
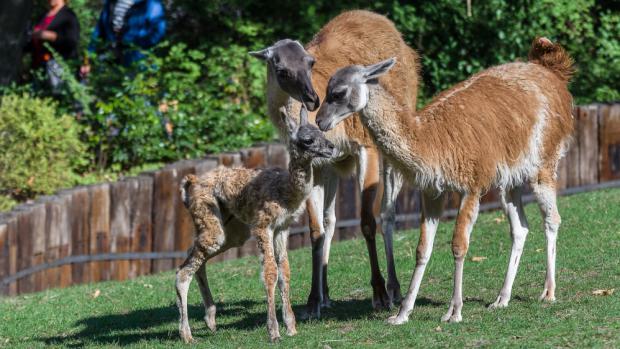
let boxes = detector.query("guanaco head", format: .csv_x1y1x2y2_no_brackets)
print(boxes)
316,58,396,131
279,106,336,161
250,39,321,111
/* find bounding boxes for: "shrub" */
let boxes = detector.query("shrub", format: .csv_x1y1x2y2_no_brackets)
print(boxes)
84,42,274,169
0,94,87,199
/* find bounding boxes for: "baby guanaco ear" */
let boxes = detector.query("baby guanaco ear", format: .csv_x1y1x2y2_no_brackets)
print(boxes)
249,46,273,60
279,106,298,138
362,57,396,82
300,105,309,126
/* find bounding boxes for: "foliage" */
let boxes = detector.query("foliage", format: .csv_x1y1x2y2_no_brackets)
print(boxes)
12,0,619,173
165,0,619,106
0,195,17,212
85,42,273,169
0,94,87,200
1,188,620,347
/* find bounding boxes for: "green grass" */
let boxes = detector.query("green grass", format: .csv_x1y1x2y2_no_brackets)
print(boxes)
1,188,619,348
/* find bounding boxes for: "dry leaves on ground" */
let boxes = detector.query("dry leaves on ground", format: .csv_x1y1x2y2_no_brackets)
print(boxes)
90,289,101,299
592,289,615,296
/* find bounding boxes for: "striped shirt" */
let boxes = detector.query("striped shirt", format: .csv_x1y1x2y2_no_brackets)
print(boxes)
112,0,135,32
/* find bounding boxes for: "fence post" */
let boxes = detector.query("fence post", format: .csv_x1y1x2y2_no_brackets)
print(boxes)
89,183,111,282
150,167,178,273
598,104,620,181
578,105,599,185
65,186,91,284
110,180,132,281
129,176,153,278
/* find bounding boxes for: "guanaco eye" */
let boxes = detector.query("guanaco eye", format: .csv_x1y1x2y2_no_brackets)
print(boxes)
332,89,346,100
301,137,313,145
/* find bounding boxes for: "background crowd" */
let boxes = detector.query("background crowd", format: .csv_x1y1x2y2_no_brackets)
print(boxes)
0,0,618,211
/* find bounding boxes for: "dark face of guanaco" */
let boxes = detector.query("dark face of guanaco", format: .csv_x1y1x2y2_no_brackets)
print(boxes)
250,39,321,111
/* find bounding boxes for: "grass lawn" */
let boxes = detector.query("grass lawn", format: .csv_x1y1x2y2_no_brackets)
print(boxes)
1,188,619,348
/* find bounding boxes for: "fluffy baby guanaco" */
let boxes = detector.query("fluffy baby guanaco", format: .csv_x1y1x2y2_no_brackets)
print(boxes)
175,106,336,343
316,37,574,324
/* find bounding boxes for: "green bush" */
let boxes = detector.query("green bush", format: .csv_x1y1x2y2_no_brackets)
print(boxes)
164,0,619,105
83,42,274,170
12,0,617,173
0,94,87,199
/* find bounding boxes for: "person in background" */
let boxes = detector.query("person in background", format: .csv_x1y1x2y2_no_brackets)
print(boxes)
27,0,79,89
80,0,166,76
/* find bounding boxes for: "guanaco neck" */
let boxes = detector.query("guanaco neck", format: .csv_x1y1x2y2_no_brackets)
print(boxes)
266,65,291,138
360,84,439,187
286,155,314,206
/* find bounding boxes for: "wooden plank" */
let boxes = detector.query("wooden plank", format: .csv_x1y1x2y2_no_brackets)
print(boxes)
31,204,47,292
129,176,153,278
556,155,568,190
89,184,111,282
5,213,18,295
194,158,218,176
337,177,357,241
565,107,581,187
65,187,90,284
0,214,10,295
219,152,242,167
15,205,36,293
41,196,62,290
238,238,259,257
110,180,132,281
578,105,599,185
240,147,267,169
171,162,196,267
598,104,620,181
151,168,178,273
266,144,288,169
57,194,72,288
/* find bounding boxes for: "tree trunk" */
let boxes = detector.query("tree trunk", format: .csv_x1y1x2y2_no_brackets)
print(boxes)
0,0,33,86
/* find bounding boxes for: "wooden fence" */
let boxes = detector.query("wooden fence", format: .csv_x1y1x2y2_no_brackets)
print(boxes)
1,103,619,296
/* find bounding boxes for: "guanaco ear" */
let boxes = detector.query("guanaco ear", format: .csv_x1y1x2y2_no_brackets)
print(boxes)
249,46,273,61
362,57,396,82
279,106,298,137
300,105,309,126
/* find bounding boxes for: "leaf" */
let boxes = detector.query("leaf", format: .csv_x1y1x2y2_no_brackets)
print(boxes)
592,289,615,296
471,256,487,262
91,289,101,299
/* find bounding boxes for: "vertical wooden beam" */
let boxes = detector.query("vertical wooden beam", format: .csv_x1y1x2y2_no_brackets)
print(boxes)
565,107,581,187
151,168,178,273
578,105,599,185
4,213,18,295
12,205,33,293
0,214,10,295
598,104,620,181
110,180,132,281
129,175,153,278
172,162,197,267
57,194,72,288
89,184,111,282
266,144,289,169
41,196,61,290
66,186,90,284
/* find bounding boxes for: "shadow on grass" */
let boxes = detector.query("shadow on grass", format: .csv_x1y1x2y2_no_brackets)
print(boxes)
38,296,456,346
37,297,368,346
